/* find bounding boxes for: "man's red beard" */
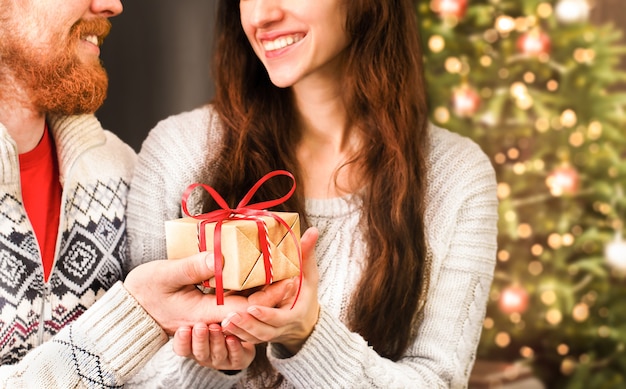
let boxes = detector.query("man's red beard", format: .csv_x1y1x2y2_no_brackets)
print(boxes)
1,18,111,115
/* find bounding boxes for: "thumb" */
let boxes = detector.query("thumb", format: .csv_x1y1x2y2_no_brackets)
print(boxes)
167,251,216,286
300,227,319,276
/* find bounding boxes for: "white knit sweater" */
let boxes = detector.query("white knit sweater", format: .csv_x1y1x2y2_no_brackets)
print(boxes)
126,106,499,388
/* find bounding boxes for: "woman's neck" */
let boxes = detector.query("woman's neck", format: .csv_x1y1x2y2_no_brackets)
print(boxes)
293,83,363,199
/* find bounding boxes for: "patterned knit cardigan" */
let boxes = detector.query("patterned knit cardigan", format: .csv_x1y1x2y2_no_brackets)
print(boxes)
0,114,135,364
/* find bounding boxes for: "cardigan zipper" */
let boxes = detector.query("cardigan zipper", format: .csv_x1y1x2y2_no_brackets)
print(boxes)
38,283,52,344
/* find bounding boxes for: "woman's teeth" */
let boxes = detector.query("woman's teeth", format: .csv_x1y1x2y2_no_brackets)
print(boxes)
263,34,303,51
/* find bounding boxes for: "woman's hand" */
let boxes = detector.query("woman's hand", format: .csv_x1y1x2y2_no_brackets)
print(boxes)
123,252,295,335
173,323,255,371
219,227,321,355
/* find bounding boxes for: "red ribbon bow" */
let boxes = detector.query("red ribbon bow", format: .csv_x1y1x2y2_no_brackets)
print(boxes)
181,170,302,306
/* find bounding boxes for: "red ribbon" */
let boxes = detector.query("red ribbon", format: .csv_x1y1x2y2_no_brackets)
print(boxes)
181,170,302,306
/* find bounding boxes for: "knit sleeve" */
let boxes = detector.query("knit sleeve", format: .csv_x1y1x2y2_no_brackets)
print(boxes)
0,282,168,388
127,106,222,271
268,128,498,388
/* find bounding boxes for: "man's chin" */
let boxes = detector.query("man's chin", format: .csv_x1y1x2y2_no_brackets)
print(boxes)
34,66,109,116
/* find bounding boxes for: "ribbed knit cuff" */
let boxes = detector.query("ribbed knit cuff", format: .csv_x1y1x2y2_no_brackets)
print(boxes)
73,281,168,381
269,307,368,387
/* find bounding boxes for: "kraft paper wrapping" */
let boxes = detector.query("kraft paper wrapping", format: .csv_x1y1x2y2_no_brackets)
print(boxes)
165,211,300,291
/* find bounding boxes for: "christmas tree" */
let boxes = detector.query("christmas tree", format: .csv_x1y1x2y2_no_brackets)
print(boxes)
416,0,626,387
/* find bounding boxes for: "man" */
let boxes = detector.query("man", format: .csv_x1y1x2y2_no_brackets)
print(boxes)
0,1,292,386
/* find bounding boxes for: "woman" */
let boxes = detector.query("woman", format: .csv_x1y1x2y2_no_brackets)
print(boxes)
127,0,498,387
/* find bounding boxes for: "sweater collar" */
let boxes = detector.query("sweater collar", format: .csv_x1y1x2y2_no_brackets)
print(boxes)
0,114,105,185
47,114,106,178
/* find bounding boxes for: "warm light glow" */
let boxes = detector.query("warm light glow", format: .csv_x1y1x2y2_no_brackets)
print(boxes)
535,118,551,132
495,332,512,348
546,308,563,325
560,109,578,128
588,121,603,139
574,48,596,63
547,80,559,91
513,162,526,175
562,233,575,246
497,183,511,199
572,303,589,322
480,55,493,67
523,72,536,83
605,234,626,271
434,107,450,123
499,285,529,314
541,290,557,305
496,15,516,34
528,261,544,276
537,3,553,19
445,57,463,73
518,223,533,239
561,357,576,375
598,326,611,338
546,165,580,196
547,233,563,249
569,131,584,147
520,346,534,358
555,0,591,24
429,35,446,53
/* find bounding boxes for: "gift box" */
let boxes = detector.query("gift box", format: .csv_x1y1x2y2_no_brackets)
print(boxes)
165,211,301,291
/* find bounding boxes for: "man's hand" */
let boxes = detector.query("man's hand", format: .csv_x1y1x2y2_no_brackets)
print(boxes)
123,253,294,335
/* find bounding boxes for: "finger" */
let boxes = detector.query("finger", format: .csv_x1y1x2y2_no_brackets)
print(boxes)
191,323,210,362
248,279,294,307
172,327,192,357
222,312,272,343
165,252,216,287
208,324,228,363
300,227,319,282
224,335,245,366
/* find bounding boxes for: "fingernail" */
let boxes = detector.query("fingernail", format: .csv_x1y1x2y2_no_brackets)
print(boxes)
248,306,260,316
193,324,208,335
222,312,236,327
176,327,191,339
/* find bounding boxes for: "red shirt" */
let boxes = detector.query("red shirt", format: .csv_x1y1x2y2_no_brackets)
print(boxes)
18,124,62,282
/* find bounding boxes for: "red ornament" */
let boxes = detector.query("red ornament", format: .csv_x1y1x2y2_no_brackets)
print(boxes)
499,285,529,314
546,164,580,196
452,84,481,117
431,0,468,19
517,29,551,56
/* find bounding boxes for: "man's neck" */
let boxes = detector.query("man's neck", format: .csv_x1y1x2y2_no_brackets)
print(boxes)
0,94,46,154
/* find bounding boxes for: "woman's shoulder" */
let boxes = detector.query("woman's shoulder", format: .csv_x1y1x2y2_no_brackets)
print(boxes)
140,105,222,149
427,123,495,181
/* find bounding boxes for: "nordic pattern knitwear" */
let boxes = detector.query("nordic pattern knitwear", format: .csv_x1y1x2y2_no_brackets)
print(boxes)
126,106,499,389
0,115,168,387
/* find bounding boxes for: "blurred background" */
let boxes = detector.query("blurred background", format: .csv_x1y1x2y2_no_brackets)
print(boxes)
97,1,626,388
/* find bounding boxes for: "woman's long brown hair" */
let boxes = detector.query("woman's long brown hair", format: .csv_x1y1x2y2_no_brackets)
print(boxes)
209,0,430,374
